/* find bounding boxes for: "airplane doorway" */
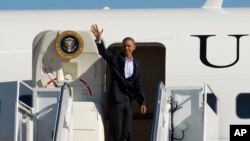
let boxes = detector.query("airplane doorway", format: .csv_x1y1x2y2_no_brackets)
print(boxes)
104,42,166,141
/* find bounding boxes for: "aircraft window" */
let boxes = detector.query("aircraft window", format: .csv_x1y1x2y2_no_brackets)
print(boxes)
236,93,250,118
207,93,217,114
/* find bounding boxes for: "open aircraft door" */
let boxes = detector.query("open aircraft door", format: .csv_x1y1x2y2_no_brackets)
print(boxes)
203,83,219,141
151,81,171,141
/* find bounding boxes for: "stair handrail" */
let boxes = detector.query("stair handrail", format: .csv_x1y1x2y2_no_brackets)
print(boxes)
53,82,72,141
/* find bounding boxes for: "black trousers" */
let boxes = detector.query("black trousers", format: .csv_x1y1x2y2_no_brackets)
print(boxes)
108,98,132,141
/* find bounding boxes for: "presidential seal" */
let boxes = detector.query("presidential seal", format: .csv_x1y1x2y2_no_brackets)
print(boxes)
56,31,83,59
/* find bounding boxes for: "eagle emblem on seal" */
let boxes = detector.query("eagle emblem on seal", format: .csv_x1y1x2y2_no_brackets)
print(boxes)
56,31,84,59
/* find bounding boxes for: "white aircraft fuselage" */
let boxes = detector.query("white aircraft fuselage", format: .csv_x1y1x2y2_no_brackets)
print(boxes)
0,7,250,141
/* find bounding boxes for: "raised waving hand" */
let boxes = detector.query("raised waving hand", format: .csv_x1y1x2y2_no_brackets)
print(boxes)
91,24,103,41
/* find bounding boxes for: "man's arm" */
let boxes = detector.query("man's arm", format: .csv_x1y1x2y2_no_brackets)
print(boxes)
96,40,113,61
134,61,147,114
91,24,113,61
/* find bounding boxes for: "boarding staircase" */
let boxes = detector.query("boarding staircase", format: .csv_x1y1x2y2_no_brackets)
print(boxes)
14,81,104,141
7,80,219,141
151,82,219,141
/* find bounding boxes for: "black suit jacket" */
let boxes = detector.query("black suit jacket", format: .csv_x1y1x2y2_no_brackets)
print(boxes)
96,41,145,106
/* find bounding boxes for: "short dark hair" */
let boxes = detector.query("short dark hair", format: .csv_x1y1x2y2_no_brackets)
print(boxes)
122,37,135,44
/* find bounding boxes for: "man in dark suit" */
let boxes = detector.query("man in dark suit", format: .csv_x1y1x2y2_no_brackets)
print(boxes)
91,24,147,141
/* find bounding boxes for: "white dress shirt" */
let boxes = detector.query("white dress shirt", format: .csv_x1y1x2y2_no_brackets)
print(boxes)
124,57,134,78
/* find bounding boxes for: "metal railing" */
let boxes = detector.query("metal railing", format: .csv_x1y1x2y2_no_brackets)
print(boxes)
15,81,34,141
53,82,73,141
151,81,170,141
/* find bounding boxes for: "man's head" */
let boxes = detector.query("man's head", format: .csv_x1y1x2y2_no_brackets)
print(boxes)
122,37,136,58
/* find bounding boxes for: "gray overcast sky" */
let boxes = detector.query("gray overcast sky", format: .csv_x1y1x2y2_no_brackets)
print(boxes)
0,0,250,10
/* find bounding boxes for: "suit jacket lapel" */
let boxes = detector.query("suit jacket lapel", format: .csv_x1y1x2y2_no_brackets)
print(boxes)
119,53,125,77
130,59,137,78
